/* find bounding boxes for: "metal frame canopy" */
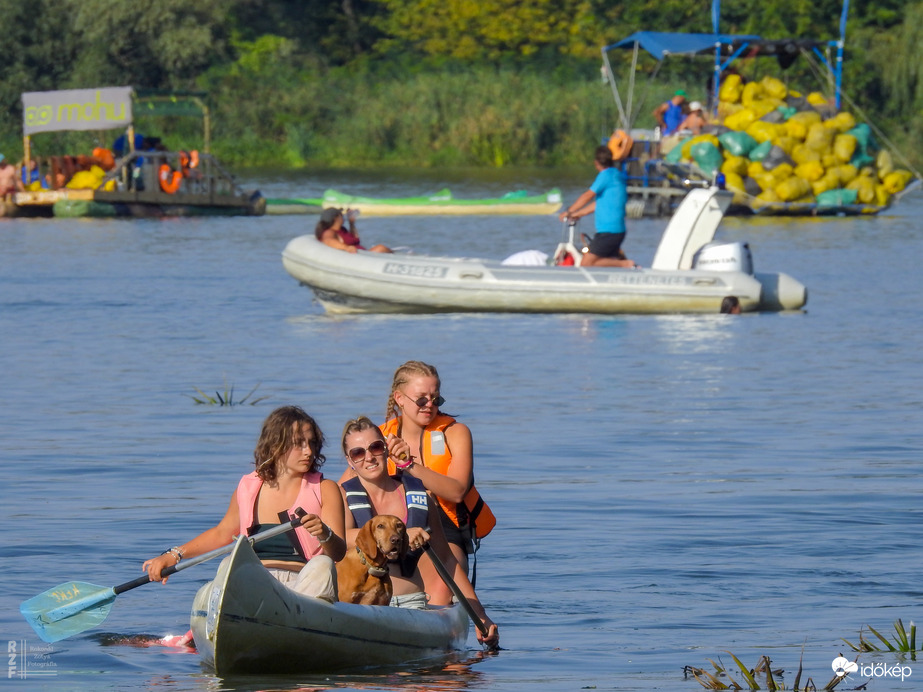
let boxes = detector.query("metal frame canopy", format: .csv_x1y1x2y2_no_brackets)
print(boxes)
601,31,843,130
20,87,211,160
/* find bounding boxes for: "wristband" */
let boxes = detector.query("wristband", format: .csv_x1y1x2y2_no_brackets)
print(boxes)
394,455,415,470
317,526,334,544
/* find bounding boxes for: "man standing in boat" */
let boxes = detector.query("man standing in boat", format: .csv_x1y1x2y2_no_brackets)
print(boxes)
560,146,636,268
652,89,687,136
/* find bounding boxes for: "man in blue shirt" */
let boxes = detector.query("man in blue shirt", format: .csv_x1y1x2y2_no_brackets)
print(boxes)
653,89,687,135
559,146,635,268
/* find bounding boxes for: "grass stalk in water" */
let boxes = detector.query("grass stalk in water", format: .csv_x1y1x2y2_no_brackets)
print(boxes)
187,379,269,407
843,618,917,657
684,649,850,691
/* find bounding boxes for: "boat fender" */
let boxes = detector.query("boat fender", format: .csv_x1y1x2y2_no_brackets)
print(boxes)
608,129,634,162
159,164,183,194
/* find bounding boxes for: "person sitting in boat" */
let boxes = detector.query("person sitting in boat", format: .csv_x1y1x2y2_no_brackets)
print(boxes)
677,101,708,136
315,207,392,253
559,146,637,268
0,154,24,197
143,406,347,601
652,89,687,136
338,416,499,648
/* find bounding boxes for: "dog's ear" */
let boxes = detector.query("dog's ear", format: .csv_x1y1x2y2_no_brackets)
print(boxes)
355,518,380,560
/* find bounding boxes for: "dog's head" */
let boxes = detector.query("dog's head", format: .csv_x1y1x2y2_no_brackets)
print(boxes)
355,514,409,566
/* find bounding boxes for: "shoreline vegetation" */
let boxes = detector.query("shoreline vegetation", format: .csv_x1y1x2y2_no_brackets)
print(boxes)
1,1,920,170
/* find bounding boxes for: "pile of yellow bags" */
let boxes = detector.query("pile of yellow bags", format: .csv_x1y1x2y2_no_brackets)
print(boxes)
665,73,915,210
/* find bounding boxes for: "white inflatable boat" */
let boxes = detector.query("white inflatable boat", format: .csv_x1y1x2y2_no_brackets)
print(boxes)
281,187,807,315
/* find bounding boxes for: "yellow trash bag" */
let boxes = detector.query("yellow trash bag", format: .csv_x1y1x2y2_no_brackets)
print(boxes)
830,163,859,186
753,189,780,207
805,122,834,153
875,184,892,206
792,144,821,165
761,76,788,100
776,175,812,201
745,120,780,143
722,171,748,203
770,162,794,183
846,174,877,203
883,169,914,194
719,73,743,103
876,150,894,180
747,160,766,178
741,81,765,107
774,136,799,155
784,110,822,139
724,108,758,131
811,172,841,196
753,171,778,191
717,100,744,120
794,160,825,182
807,92,829,106
65,170,102,190
824,111,857,133
721,155,749,177
833,133,858,163
822,152,839,168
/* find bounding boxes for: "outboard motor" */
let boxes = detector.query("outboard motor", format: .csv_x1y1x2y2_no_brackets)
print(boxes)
692,241,753,275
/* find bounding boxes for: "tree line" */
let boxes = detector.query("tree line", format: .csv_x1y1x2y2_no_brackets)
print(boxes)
1,0,919,167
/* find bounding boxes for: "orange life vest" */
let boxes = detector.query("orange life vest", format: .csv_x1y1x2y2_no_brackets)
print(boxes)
236,471,325,560
381,415,496,539
159,164,182,194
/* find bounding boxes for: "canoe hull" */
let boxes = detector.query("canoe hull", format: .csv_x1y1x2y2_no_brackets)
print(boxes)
190,538,469,675
281,235,805,314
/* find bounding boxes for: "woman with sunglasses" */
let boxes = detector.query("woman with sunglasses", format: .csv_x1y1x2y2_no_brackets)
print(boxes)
339,416,499,647
377,360,483,605
143,406,346,601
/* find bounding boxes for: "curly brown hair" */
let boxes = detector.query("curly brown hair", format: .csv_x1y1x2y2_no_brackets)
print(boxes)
385,360,441,422
253,406,326,482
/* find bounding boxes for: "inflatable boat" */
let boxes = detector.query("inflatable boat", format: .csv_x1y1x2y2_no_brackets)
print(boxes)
281,186,807,315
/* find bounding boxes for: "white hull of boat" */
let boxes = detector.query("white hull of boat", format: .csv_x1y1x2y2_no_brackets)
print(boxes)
190,538,469,675
283,237,781,314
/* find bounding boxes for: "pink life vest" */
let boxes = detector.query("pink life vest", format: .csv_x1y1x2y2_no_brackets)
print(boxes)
236,471,324,560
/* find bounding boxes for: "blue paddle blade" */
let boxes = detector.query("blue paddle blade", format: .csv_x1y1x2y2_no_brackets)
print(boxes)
20,581,116,643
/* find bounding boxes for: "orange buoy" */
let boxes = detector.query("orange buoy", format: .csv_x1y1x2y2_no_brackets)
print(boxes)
159,164,182,194
608,129,634,161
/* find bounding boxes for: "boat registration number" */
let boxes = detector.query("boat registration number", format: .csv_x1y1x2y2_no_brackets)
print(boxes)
382,262,447,279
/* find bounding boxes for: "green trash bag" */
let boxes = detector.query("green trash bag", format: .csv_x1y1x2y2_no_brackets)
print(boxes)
690,141,723,176
816,188,858,207
718,131,758,157
749,139,773,161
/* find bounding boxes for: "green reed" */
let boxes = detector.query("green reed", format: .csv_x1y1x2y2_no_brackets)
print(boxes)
843,618,918,658
187,379,269,407
684,648,849,691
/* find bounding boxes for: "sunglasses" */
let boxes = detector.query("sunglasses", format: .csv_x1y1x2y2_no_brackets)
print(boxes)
406,394,445,408
347,439,387,462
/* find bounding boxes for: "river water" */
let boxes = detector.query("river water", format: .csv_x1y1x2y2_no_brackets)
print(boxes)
1,168,921,691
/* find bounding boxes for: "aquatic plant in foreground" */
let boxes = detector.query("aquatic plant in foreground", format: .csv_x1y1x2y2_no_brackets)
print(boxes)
843,618,917,658
683,649,851,690
187,380,269,407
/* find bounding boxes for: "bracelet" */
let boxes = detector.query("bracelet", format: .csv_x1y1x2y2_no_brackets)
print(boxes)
162,546,184,562
317,526,334,544
394,455,415,470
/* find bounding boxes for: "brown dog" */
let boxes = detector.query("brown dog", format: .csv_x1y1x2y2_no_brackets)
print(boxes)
337,514,409,605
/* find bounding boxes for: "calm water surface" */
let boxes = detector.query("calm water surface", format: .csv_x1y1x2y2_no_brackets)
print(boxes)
1,169,921,691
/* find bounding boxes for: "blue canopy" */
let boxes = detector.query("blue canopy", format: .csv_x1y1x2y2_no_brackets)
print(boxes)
604,31,831,65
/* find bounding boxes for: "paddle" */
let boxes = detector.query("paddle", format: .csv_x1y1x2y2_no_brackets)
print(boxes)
20,513,305,643
422,544,496,648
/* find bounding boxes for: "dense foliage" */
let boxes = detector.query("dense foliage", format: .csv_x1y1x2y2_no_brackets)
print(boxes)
0,0,919,167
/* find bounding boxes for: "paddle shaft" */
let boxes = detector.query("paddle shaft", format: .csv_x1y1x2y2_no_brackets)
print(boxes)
44,514,305,623
113,516,304,595
423,544,489,637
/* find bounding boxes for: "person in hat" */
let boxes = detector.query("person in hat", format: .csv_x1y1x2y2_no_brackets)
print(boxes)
678,101,708,135
314,207,392,254
0,154,24,197
652,89,688,136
